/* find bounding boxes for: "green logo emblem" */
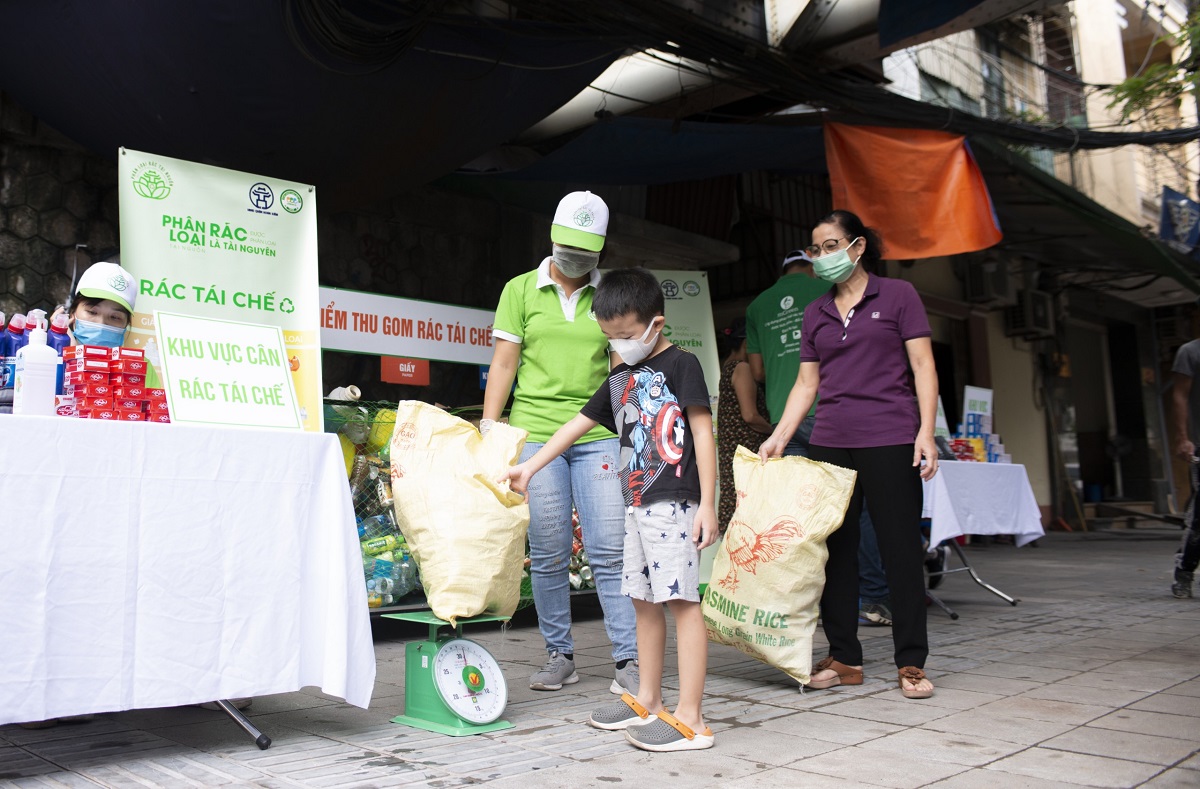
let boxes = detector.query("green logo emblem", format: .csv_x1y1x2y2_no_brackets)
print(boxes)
281,189,303,214
279,298,295,314
573,208,594,227
683,280,701,297
108,274,129,292
133,169,171,200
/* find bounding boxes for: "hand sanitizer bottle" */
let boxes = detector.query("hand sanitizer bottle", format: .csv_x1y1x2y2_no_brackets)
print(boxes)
13,318,58,416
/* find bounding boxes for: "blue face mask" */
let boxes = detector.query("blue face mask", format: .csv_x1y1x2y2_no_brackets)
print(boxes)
72,318,127,348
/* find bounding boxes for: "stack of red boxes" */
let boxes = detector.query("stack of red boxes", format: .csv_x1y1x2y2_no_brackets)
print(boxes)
59,346,171,423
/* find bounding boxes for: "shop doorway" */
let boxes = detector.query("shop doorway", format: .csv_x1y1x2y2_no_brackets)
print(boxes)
1064,321,1116,501
928,314,970,432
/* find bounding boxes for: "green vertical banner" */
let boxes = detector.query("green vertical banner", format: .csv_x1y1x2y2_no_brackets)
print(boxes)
118,149,323,431
647,270,720,398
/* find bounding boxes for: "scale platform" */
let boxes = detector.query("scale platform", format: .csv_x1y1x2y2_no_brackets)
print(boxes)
382,611,513,736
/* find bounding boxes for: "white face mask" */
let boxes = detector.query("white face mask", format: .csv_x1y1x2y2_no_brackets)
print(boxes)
552,244,600,278
610,319,661,366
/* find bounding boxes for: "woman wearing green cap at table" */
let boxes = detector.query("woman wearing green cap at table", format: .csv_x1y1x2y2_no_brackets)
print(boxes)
482,191,639,696
49,260,162,388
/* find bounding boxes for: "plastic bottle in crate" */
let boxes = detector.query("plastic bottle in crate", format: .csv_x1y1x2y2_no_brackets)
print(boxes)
393,552,418,598
366,577,394,595
358,514,392,541
362,533,399,556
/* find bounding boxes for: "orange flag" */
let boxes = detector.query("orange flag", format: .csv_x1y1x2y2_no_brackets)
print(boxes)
824,123,1002,259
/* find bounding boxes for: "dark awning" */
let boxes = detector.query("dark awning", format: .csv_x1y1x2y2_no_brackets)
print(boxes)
475,116,827,184
969,138,1200,295
878,0,990,47
475,116,1200,294
0,2,621,210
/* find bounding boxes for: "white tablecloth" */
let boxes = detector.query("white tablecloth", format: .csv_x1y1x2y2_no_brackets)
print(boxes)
0,416,376,725
922,461,1044,548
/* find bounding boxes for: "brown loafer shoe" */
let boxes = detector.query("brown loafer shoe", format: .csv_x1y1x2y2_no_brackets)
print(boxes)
899,666,933,699
806,656,864,689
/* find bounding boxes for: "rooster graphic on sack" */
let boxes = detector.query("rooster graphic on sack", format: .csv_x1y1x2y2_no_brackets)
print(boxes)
718,516,803,592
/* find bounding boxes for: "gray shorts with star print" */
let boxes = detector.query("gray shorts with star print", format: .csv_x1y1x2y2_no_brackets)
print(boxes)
620,499,701,603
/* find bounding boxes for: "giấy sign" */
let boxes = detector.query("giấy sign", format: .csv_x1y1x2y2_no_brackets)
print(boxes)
118,149,322,430
154,311,302,430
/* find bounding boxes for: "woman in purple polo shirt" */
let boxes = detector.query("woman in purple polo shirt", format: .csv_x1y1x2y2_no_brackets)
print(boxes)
760,210,939,700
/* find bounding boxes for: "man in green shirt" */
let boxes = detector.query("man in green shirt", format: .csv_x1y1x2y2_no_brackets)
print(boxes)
745,250,829,455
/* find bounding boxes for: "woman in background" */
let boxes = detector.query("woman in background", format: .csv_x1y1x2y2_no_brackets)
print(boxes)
716,317,772,532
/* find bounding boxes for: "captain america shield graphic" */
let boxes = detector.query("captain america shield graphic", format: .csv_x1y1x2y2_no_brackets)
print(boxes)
654,402,685,464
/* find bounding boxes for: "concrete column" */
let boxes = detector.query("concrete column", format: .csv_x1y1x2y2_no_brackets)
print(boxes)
1071,0,1145,221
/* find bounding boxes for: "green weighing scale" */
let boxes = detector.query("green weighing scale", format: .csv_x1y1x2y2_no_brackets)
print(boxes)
382,611,513,736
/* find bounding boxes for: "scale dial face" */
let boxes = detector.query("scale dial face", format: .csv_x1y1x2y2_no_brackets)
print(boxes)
432,638,508,724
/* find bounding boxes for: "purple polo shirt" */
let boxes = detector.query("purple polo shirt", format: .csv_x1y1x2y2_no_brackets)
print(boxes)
800,274,932,448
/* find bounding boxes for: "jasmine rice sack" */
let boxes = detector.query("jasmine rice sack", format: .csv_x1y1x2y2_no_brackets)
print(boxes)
703,447,855,684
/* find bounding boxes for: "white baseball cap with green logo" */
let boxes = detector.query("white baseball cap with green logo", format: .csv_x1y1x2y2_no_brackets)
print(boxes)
551,191,609,252
76,261,137,314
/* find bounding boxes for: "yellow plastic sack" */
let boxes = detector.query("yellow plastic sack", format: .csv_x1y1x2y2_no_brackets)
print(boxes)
389,401,530,626
703,447,856,684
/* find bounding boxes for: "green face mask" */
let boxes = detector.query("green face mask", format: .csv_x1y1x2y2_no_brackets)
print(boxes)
812,237,862,284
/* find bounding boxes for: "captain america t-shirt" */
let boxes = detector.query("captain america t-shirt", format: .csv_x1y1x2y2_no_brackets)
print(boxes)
581,345,710,507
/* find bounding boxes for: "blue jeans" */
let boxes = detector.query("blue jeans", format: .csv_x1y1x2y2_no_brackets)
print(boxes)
521,438,638,662
781,415,817,459
781,416,890,604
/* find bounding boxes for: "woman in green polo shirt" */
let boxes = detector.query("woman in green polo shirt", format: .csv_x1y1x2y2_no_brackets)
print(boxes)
482,191,638,694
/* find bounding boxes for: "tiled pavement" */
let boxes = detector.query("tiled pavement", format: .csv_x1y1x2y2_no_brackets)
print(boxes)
3,531,1199,788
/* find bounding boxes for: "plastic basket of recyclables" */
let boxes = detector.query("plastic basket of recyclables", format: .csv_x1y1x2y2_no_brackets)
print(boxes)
325,394,599,614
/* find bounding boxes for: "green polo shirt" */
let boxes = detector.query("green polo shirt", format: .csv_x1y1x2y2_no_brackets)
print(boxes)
745,273,831,423
492,259,615,444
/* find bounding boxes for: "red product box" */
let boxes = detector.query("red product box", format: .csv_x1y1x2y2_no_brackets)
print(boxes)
109,374,146,386
87,408,118,420
66,371,110,385
149,400,171,414
145,388,167,402
64,360,111,376
147,413,172,424
111,359,147,374
79,396,114,410
63,383,111,398
63,345,111,361
109,347,145,360
54,396,78,418
118,409,145,422
113,387,147,400
114,398,144,410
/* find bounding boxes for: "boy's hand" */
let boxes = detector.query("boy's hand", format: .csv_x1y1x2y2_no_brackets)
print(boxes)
692,503,719,550
502,463,533,495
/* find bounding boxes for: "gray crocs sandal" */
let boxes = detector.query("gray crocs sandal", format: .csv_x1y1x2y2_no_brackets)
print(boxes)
589,693,652,731
624,711,714,752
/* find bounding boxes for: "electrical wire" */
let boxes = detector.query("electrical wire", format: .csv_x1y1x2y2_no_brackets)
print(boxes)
500,0,1200,150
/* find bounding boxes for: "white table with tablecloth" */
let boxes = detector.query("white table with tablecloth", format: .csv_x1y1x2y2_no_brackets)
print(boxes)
920,460,1044,611
0,416,376,726
923,460,1045,547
